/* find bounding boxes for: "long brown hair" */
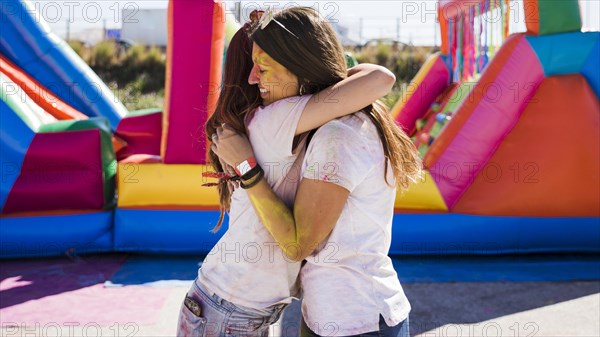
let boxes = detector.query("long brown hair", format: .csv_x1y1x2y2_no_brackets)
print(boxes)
252,7,422,190
251,7,346,95
209,9,421,231
206,22,261,231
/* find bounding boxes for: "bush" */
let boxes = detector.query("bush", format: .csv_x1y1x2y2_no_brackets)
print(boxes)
68,40,86,58
352,42,434,108
110,80,164,111
91,40,117,70
67,40,166,110
68,39,432,111
68,40,166,109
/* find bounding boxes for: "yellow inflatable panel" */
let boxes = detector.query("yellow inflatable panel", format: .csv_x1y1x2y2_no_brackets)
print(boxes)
118,164,446,211
394,170,447,211
117,164,220,207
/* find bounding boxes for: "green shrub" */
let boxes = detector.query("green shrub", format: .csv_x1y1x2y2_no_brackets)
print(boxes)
109,80,164,111
67,39,167,107
70,39,431,111
352,42,434,108
68,40,84,57
91,40,117,69
139,47,166,93
380,90,402,110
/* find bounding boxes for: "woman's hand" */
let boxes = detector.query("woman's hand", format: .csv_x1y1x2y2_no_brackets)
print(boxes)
211,124,255,168
219,157,239,190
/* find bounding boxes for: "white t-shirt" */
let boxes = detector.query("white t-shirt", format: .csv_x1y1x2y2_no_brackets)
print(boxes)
300,112,411,336
197,95,312,309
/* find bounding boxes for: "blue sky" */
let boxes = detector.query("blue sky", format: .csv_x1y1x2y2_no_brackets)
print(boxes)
32,0,600,45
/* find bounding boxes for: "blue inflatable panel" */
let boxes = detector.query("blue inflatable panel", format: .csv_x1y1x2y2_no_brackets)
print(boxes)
390,214,600,255
0,99,35,211
115,210,600,255
0,211,113,258
527,32,599,77
0,0,127,129
581,39,600,98
114,209,228,253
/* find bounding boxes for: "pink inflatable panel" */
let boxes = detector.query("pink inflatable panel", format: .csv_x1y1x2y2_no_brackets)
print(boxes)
3,130,104,213
430,37,545,208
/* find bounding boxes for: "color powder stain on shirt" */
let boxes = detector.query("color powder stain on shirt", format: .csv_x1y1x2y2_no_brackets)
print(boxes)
321,174,331,182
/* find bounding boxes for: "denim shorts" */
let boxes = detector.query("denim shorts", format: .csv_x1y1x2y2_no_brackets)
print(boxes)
177,278,287,337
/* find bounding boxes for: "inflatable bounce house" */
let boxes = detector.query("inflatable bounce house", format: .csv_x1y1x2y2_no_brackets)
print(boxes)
1,0,598,258
390,0,599,254
1,0,229,257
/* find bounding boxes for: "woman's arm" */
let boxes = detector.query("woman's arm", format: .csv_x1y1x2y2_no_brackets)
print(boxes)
242,176,347,261
212,125,350,261
294,63,395,135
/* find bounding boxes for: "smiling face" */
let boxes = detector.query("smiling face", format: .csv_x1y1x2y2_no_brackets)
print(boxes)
248,43,300,106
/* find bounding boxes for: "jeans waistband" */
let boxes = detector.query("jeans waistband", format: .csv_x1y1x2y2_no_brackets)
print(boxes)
194,278,286,322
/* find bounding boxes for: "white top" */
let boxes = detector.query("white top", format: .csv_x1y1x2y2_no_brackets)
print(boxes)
300,112,411,335
197,95,312,309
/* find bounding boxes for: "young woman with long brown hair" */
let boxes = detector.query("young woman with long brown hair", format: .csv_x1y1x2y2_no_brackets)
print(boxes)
212,7,421,337
177,9,398,337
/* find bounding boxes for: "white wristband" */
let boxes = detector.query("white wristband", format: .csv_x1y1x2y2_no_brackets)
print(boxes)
235,157,257,176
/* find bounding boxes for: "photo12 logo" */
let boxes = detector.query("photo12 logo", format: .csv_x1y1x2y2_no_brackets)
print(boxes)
1,1,140,24
1,322,139,337
218,1,340,24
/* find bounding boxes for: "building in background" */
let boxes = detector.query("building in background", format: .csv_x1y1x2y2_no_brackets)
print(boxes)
120,6,355,47
332,22,359,46
121,8,168,47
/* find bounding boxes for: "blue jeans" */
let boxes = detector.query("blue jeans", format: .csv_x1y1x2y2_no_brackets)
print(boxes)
300,315,409,337
177,278,286,337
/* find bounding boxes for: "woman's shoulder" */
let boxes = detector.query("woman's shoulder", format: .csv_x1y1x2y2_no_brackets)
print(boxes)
248,95,309,128
255,95,308,115
315,111,377,140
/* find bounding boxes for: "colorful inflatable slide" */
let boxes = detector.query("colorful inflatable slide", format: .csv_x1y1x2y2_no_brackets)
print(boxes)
1,0,598,258
1,0,226,257
390,0,599,254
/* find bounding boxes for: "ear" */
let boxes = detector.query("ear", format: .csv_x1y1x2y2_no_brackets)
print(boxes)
299,79,315,95
298,78,309,95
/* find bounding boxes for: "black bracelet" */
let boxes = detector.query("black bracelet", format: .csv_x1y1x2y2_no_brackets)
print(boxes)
240,168,264,189
240,164,262,181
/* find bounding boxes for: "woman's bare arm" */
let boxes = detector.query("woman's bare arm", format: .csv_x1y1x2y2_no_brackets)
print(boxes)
294,63,395,135
244,176,348,261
